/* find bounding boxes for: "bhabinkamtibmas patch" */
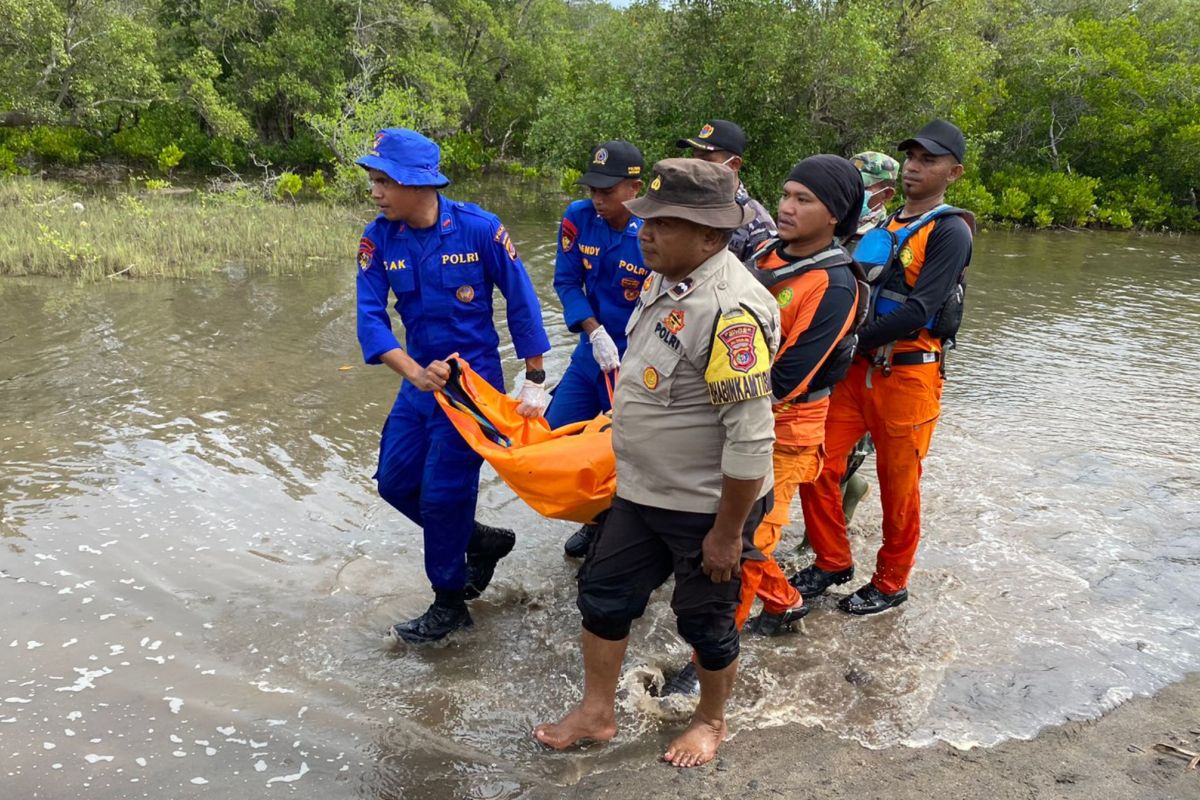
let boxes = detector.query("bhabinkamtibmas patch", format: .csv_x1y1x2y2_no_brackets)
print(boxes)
705,309,771,404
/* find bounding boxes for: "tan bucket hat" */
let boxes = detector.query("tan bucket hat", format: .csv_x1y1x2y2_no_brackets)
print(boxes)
624,158,753,230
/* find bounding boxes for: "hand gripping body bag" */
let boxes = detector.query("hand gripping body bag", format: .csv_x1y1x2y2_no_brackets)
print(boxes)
435,358,616,524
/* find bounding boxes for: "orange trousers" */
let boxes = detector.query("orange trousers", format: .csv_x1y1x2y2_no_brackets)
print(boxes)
735,444,822,628
798,358,943,595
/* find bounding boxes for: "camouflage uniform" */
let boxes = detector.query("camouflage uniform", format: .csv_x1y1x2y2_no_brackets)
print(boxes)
730,182,778,262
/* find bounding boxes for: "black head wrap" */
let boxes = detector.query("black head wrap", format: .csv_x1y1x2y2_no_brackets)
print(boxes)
785,155,866,239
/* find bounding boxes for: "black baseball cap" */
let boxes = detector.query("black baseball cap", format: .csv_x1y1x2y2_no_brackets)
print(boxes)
675,119,746,157
898,119,966,164
578,140,645,188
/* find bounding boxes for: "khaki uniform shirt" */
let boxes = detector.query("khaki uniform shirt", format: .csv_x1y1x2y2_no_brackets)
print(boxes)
613,248,781,513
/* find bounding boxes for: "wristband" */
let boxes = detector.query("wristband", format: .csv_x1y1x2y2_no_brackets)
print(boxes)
524,369,546,384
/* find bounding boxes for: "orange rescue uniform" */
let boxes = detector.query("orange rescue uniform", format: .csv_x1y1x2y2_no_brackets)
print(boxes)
736,242,860,627
799,212,972,595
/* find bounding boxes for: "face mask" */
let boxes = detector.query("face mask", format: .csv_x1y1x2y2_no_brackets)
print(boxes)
861,189,877,217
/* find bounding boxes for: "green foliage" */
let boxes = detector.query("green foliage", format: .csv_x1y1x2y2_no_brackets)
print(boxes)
1098,176,1173,229
440,132,495,172
559,168,582,194
305,171,327,197
947,176,995,219
0,0,1194,231
996,187,1032,222
991,169,1098,226
275,172,303,202
145,178,171,190
157,144,184,175
1095,206,1134,229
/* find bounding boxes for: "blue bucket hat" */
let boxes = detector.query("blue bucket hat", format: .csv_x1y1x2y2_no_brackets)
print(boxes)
355,128,450,187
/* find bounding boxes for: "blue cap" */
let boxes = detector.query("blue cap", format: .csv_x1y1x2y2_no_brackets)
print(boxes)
355,128,450,187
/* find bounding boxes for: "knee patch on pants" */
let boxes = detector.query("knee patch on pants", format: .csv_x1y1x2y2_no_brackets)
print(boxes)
676,613,739,672
577,586,643,642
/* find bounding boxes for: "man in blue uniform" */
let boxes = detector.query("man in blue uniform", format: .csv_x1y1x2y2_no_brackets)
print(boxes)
675,119,777,261
546,140,648,557
355,128,552,644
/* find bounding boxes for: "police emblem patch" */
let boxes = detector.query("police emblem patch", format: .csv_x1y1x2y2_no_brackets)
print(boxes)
899,245,914,268
642,275,654,292
560,218,578,252
650,175,662,191
456,285,475,303
593,148,609,165
663,309,686,333
627,166,641,176
704,309,771,405
718,323,759,372
357,237,376,271
494,224,519,260
624,289,639,301
777,287,793,308
643,367,659,390
698,123,715,139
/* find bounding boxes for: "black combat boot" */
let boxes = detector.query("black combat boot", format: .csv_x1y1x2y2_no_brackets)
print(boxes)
747,603,809,636
563,522,599,558
789,564,855,599
464,521,516,601
390,589,473,644
838,583,908,615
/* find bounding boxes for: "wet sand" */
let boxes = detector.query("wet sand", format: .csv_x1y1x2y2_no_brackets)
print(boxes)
526,673,1200,799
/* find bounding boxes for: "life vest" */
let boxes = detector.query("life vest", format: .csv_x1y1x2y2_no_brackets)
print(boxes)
748,240,868,394
435,358,615,523
852,204,975,345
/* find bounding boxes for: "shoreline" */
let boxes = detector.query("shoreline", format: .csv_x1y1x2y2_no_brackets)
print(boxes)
526,673,1200,799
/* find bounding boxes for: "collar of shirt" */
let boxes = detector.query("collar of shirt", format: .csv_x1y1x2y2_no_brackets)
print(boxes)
644,248,729,308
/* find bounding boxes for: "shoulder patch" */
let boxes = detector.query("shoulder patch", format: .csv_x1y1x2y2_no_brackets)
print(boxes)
705,308,772,405
560,217,578,253
358,236,376,271
496,225,519,261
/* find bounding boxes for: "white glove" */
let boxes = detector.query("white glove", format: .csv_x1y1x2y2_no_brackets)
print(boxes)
515,380,551,418
589,325,621,372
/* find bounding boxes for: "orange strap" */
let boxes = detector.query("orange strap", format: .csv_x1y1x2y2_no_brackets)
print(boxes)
603,368,618,406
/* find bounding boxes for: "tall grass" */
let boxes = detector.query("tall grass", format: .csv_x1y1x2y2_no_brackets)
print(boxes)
0,177,364,280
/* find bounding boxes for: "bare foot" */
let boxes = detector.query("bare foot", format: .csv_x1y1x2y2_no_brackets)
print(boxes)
533,704,617,751
662,716,726,768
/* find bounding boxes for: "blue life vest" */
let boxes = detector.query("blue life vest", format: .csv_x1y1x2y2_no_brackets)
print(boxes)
851,204,974,340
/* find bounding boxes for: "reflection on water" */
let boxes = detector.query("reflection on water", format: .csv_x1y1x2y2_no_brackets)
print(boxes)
2,188,1199,797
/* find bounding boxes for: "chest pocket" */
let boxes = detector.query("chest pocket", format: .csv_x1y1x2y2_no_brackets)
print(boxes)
438,261,487,313
610,257,647,303
630,338,683,406
387,266,416,295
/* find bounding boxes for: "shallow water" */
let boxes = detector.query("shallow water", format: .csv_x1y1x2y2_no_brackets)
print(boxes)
2,186,1199,797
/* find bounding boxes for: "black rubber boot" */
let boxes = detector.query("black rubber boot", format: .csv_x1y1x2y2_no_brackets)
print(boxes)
563,522,598,558
789,564,855,599
838,583,908,615
464,521,515,601
662,661,700,697
390,590,473,644
747,603,809,636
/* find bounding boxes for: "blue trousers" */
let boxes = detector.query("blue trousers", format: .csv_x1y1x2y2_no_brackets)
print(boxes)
375,384,484,591
545,346,613,429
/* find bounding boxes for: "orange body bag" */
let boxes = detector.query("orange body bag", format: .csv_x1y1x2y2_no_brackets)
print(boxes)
435,359,616,523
